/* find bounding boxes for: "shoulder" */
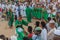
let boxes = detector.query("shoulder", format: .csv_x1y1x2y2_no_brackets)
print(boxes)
42,28,47,32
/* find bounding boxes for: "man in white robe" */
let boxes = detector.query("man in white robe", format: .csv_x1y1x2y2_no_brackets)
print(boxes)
20,3,26,17
1,3,5,10
12,4,16,16
23,4,26,17
48,20,56,40
15,5,19,19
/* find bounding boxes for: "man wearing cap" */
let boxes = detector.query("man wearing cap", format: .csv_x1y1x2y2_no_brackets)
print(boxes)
48,20,56,40
32,27,42,40
25,3,32,22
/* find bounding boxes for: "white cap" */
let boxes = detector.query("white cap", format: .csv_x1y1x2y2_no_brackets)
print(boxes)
35,27,42,31
49,20,55,23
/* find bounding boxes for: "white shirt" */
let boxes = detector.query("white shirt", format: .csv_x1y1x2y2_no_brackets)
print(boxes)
41,28,47,40
15,6,18,12
47,9,51,14
6,4,10,10
32,34,41,40
46,23,51,32
20,4,26,17
12,4,15,12
15,6,19,17
48,28,56,40
32,34,37,40
8,4,12,8
1,4,5,9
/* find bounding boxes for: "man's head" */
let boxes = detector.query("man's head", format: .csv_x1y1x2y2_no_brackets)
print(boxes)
49,20,55,28
28,26,32,33
40,21,46,29
18,15,22,21
35,21,40,27
34,27,42,35
48,17,51,22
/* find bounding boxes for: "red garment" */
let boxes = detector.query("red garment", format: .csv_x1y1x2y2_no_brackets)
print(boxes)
28,33,33,38
0,8,2,12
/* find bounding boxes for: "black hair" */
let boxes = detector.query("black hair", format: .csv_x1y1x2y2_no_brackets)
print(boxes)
41,21,47,29
48,17,51,22
16,25,22,28
35,21,40,27
19,15,22,18
34,21,40,32
15,15,17,20
53,18,56,22
28,26,32,33
0,35,5,40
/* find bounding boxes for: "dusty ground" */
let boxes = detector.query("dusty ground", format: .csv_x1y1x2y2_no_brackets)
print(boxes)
0,18,40,38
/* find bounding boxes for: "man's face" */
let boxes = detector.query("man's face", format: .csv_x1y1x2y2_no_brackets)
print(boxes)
18,17,22,21
49,23,55,28
57,13,60,17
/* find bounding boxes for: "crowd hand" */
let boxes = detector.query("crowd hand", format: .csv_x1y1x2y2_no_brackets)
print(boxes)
48,29,54,36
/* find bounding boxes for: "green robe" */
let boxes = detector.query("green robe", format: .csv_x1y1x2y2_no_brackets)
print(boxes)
15,20,28,28
6,11,10,19
8,11,14,27
32,8,38,18
26,7,32,22
36,8,42,19
32,8,35,17
15,20,28,40
16,28,25,40
42,9,48,21
33,8,42,19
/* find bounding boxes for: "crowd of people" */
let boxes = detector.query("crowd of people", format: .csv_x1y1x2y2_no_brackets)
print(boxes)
0,0,60,40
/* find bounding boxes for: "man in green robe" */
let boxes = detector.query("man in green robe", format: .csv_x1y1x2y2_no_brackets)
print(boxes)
34,5,38,18
16,25,25,40
37,7,42,19
42,8,48,21
8,9,14,28
33,5,42,19
15,15,28,29
6,10,10,20
15,16,28,40
26,5,32,22
32,7,35,17
32,7,37,18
